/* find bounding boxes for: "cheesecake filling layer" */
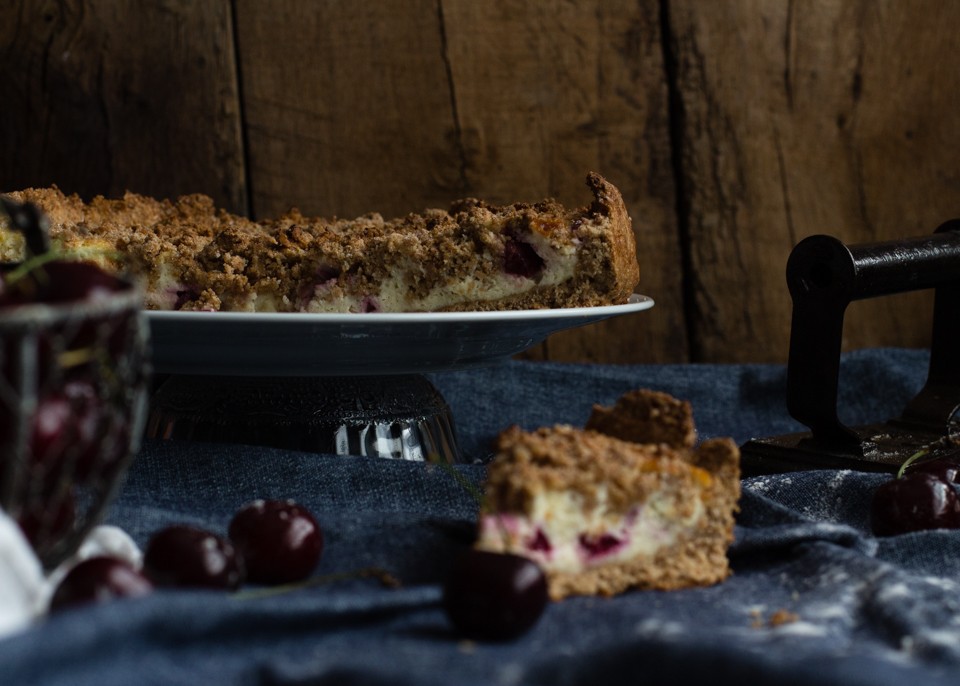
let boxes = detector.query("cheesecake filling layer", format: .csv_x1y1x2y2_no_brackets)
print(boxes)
476,486,705,574
291,233,577,313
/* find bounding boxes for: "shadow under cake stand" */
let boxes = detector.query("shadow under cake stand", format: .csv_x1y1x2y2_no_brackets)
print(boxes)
144,296,654,464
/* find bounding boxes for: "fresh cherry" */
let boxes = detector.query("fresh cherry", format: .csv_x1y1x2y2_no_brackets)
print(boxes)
870,472,960,536
443,550,548,641
49,556,153,611
143,525,245,590
31,261,128,304
29,392,73,468
907,456,960,484
28,379,104,485
0,285,27,308
228,499,323,585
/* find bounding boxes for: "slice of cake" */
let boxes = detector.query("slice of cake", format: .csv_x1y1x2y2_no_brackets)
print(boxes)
1,173,639,313
475,391,740,600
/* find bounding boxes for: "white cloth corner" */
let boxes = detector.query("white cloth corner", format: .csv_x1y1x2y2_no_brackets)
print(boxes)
0,509,45,639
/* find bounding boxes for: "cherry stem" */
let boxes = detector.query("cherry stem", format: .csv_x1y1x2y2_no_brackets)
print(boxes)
897,449,929,479
434,461,517,551
436,461,483,509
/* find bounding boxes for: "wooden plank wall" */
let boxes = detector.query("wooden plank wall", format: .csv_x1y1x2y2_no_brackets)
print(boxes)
2,0,959,365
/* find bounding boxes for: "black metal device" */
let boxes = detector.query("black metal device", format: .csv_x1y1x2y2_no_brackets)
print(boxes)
741,220,960,475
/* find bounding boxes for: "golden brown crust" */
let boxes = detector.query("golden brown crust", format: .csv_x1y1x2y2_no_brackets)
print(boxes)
585,171,639,304
1,173,640,313
546,526,732,599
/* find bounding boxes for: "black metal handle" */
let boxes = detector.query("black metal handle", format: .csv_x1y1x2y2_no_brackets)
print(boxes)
786,221,960,454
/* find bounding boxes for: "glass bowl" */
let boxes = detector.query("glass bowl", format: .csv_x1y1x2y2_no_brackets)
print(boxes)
0,286,150,568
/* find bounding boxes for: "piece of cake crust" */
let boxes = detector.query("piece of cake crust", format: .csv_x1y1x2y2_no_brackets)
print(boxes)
586,388,697,449
1,173,639,314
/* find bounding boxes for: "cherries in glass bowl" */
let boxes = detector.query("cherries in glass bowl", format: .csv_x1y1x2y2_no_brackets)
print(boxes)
0,198,150,568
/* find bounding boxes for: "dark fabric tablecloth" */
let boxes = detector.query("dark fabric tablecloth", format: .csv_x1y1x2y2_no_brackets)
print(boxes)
5,347,960,686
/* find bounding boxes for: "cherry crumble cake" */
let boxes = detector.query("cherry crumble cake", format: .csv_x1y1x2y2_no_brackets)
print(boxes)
0,173,639,313
475,390,741,600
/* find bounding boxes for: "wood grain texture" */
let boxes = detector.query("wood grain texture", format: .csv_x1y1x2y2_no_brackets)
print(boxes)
235,0,685,363
233,0,462,220
438,0,685,364
667,0,960,362
0,0,246,212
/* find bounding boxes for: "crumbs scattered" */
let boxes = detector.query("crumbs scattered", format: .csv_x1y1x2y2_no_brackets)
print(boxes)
751,608,800,629
769,609,800,627
361,567,403,589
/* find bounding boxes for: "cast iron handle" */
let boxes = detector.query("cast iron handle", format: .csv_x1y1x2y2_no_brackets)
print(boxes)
786,220,960,455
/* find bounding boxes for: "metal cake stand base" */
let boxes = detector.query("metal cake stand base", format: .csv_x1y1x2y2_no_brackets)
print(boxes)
145,374,464,464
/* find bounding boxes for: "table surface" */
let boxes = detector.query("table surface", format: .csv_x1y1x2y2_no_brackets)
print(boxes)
5,347,960,686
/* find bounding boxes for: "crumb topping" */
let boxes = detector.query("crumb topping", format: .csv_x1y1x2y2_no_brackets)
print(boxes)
1,173,639,313
485,425,711,515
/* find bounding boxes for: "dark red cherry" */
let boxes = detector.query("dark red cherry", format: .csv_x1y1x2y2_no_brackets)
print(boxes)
578,533,624,558
34,261,129,304
443,550,548,641
49,556,153,611
0,284,28,308
527,529,552,553
870,472,960,536
83,417,131,486
28,379,104,484
503,238,544,279
0,261,126,307
173,287,200,310
907,457,960,484
60,379,106,476
29,393,73,469
143,525,245,590
228,499,323,585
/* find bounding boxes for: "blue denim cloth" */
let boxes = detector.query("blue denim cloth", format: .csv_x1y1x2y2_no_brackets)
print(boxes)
5,348,959,686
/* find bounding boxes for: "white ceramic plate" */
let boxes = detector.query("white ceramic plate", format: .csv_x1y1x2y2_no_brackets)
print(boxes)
145,294,654,376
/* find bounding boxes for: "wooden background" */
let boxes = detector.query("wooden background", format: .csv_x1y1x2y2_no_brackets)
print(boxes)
3,0,959,365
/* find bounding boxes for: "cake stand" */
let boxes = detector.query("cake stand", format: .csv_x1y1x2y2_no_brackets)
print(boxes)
144,295,654,463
